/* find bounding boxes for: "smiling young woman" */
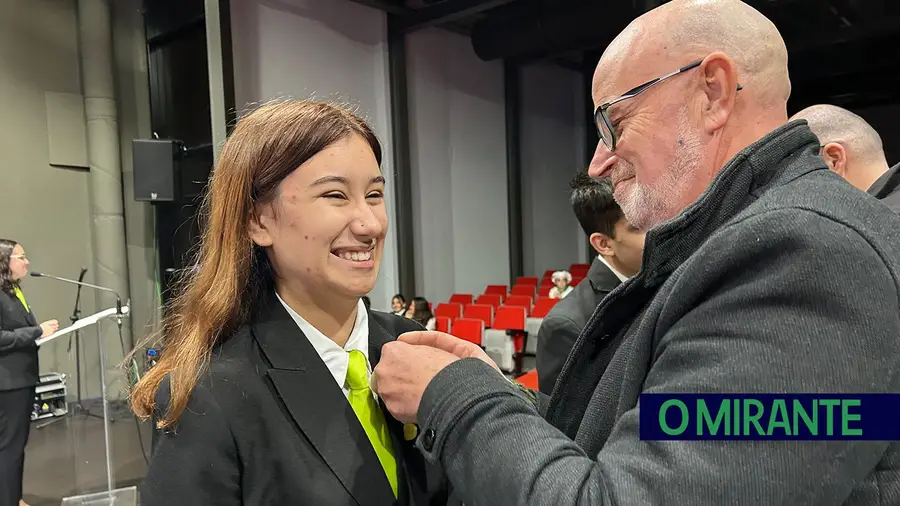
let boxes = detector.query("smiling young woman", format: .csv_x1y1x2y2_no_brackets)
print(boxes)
131,100,448,506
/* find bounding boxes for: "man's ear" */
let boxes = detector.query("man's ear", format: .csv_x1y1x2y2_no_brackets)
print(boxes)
821,142,848,177
589,232,613,257
248,204,275,247
699,52,738,134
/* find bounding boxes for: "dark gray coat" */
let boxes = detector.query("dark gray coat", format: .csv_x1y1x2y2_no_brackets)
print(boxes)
415,122,900,506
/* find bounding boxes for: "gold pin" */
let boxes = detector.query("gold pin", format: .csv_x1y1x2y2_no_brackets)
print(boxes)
403,423,418,441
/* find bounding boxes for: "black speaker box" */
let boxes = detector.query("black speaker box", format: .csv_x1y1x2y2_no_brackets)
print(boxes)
133,139,181,202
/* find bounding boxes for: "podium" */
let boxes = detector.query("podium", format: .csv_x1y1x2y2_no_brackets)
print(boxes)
38,305,138,506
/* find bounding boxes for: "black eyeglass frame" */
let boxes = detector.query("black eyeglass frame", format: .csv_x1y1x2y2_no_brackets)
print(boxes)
593,59,743,152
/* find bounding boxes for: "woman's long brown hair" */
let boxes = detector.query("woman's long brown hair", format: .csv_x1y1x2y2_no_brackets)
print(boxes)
130,99,382,428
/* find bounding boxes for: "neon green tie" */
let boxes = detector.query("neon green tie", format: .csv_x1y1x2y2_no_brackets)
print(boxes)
346,350,398,498
13,286,28,312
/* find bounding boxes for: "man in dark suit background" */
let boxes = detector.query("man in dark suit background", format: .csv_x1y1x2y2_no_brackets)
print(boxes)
791,104,900,213
536,172,644,395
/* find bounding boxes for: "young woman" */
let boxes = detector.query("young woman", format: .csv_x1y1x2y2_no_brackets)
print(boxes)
131,101,447,505
391,294,406,315
0,240,58,506
404,297,436,331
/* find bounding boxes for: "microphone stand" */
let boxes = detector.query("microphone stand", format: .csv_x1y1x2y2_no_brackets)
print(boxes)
69,268,101,419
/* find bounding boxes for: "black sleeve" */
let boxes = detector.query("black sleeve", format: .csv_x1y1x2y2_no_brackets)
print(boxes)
535,315,581,396
0,307,41,353
140,377,242,506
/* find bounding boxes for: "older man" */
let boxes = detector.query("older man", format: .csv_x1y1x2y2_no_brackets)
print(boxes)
791,104,900,212
372,1,900,505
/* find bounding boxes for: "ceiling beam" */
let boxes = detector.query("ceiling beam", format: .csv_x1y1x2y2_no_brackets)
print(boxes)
398,0,517,33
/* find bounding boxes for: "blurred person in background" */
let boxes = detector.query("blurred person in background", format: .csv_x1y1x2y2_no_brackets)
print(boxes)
391,294,406,316
132,100,448,506
536,173,645,396
547,271,573,299
0,239,58,506
404,297,435,331
791,104,900,213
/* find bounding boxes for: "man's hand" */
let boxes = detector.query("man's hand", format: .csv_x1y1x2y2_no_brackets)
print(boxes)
399,331,502,374
372,341,460,424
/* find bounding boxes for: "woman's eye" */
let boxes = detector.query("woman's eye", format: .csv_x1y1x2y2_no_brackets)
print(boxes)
323,193,346,200
367,192,384,199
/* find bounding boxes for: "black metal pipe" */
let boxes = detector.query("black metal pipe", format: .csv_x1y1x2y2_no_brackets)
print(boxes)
387,16,417,298
504,60,524,282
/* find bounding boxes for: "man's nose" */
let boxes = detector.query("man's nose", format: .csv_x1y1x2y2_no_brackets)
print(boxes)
588,141,616,178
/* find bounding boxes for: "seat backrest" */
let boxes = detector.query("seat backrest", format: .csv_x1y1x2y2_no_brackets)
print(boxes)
531,297,558,318
515,369,539,390
493,306,527,331
538,282,554,297
504,295,533,315
569,263,590,276
449,293,473,305
515,276,538,286
463,303,493,327
434,302,462,321
434,316,451,333
510,284,535,297
475,293,503,309
450,318,484,346
483,285,508,299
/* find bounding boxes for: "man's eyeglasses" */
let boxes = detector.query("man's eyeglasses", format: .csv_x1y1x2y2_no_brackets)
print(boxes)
593,58,743,152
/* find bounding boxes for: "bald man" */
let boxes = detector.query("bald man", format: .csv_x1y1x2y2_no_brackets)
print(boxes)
371,1,900,504
792,104,900,212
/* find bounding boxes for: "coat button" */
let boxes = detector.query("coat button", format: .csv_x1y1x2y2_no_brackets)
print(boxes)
422,428,436,451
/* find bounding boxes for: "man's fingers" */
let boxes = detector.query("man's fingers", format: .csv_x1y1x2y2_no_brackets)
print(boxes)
398,331,464,352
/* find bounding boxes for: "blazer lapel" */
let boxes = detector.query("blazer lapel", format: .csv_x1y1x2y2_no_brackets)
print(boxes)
588,257,623,295
368,313,411,506
252,294,397,506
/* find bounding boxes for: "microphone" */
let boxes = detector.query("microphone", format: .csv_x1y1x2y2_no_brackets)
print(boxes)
31,271,123,315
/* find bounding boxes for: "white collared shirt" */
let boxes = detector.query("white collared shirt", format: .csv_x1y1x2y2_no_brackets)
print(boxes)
596,254,631,283
276,294,371,399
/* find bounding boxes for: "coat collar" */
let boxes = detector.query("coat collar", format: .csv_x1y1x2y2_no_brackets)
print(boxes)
251,292,405,506
587,257,622,294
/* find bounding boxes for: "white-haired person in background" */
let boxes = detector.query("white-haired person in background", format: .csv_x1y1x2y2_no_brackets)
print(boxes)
548,270,573,299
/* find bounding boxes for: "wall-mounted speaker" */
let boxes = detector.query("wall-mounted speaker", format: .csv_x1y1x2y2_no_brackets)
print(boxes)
133,139,181,202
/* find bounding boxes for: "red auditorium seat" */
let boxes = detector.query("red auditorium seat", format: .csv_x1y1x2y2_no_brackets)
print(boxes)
475,293,503,309
569,263,590,276
531,298,558,318
449,293,473,305
538,282,554,297
485,306,529,375
515,369,539,390
571,275,585,287
483,285,507,299
463,303,493,327
515,276,538,286
504,295,533,315
510,284,536,297
434,302,462,321
451,318,484,346
434,316,450,333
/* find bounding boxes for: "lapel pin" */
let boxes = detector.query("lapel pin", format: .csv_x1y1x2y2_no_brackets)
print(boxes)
403,423,418,441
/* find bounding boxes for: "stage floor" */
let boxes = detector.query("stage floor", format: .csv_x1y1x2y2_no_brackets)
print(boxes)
22,405,150,506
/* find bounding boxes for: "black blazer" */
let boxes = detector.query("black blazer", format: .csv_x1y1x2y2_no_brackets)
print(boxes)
535,257,622,396
141,294,450,506
0,288,41,391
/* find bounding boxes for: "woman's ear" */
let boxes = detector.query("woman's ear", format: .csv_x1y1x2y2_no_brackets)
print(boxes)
248,204,275,247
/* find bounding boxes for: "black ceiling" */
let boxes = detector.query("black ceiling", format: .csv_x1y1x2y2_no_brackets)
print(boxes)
352,0,900,110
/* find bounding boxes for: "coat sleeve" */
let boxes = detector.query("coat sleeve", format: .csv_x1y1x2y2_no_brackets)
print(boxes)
0,305,41,352
413,209,900,506
140,376,242,505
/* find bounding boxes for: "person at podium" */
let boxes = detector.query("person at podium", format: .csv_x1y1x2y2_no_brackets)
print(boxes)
0,239,58,506
130,100,450,505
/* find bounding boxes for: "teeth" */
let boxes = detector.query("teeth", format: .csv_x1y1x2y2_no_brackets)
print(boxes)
339,250,371,262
